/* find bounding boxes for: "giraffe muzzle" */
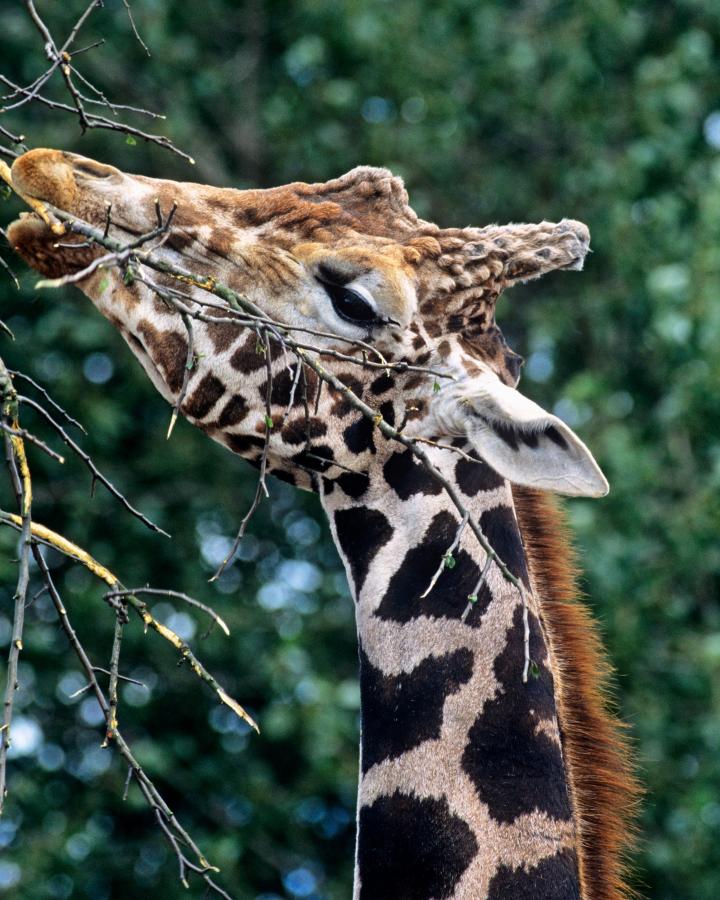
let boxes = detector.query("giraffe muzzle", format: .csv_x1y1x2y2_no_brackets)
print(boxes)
6,149,151,279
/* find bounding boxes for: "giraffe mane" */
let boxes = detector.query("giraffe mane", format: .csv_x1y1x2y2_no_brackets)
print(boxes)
513,486,642,900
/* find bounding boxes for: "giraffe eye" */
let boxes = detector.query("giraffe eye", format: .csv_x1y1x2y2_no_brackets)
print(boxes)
318,279,383,326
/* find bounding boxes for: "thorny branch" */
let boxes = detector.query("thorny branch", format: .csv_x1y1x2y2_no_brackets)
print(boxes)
27,548,233,900
0,358,32,816
104,587,231,638
0,509,257,731
2,245,245,884
0,434,250,897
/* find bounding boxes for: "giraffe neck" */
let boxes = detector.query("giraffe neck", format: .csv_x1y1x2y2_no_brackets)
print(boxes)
322,447,581,900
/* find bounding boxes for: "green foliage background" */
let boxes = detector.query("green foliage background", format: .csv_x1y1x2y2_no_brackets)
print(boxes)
1,1,719,897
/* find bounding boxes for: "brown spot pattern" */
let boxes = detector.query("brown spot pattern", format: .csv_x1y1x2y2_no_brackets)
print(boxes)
137,321,188,393
183,373,225,419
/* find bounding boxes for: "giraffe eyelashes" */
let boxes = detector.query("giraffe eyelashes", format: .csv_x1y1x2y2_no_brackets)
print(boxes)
316,275,395,328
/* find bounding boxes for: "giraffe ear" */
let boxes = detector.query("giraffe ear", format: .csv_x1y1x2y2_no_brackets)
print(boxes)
459,372,609,497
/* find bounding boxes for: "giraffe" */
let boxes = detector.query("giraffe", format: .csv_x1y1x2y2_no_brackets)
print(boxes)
7,149,638,900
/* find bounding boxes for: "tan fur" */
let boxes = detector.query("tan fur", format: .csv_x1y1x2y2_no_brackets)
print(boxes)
513,486,641,900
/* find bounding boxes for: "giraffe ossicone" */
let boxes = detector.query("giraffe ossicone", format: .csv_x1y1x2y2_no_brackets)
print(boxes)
7,149,636,900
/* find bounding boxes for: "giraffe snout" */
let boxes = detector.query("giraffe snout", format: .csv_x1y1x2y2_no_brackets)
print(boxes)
11,148,79,210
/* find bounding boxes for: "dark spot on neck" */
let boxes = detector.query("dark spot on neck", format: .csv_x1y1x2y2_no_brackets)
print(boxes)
343,415,376,455
137,321,188,394
229,332,284,374
292,444,335,472
281,417,327,445
225,434,266,456
455,449,504,495
260,364,304,408
370,372,394,395
375,511,487,626
330,373,365,417
378,400,396,427
479,506,530,587
488,850,580,900
334,507,393,595
335,471,370,499
215,394,248,428
383,448,443,501
359,646,473,771
461,605,572,824
358,792,477,899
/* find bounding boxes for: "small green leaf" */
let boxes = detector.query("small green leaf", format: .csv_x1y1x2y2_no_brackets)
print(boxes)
529,660,540,679
126,135,137,146
99,277,110,292
444,553,456,570
433,380,440,393
264,414,274,429
467,593,478,604
255,340,267,355
123,269,135,286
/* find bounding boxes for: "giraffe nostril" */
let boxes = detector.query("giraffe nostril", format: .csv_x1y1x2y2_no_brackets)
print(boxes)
73,161,114,179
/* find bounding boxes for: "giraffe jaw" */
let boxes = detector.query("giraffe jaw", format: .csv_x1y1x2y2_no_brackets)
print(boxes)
7,211,101,280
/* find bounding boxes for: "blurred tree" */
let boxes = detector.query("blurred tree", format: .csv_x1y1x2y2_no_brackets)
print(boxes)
0,1,719,898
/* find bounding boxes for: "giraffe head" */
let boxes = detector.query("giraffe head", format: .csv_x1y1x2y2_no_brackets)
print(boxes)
7,148,607,497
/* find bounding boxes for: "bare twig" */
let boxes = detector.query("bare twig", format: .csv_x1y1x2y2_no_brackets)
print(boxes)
0,421,65,463
420,512,469,599
0,360,32,815
102,613,125,746
281,361,304,428
29,546,232,897
1,2,192,163
19,394,169,537
123,0,151,57
104,587,230,638
7,370,87,434
0,226,20,289
6,1,100,113
0,511,257,732
411,435,476,462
